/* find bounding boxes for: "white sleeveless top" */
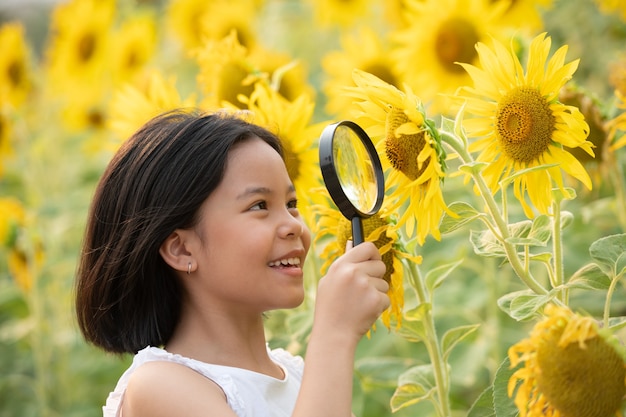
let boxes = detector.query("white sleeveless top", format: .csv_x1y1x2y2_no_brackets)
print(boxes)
103,346,304,417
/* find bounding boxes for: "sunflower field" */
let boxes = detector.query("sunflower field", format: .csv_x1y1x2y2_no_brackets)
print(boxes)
1,0,626,416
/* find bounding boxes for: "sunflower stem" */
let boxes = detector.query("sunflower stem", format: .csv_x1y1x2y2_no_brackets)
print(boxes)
551,199,567,304
406,261,451,417
440,131,549,295
609,153,626,232
603,273,621,328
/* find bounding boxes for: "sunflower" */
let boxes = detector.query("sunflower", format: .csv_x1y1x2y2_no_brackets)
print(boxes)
0,197,42,293
233,81,324,226
44,0,115,94
508,304,626,417
343,69,450,245
313,201,418,329
194,30,257,110
492,0,554,33
594,0,626,21
305,0,374,28
110,14,158,84
166,0,259,53
390,0,511,114
608,91,626,151
107,70,197,148
0,111,13,174
322,27,403,119
455,33,595,217
0,22,33,108
0,197,25,247
248,47,315,103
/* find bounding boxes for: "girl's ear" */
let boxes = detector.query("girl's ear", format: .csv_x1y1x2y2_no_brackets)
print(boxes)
159,229,195,274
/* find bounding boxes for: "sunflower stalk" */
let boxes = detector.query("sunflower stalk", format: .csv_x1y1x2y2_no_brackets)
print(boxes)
550,198,567,303
405,261,452,417
439,130,549,296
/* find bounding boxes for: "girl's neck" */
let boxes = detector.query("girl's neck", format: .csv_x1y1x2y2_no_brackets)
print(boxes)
164,305,280,377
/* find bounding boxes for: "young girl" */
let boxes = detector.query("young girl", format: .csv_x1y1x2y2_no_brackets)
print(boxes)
75,110,390,417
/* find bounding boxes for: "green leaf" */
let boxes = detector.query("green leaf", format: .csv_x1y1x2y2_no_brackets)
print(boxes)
589,234,626,277
355,356,420,391
528,214,552,244
395,319,426,343
440,201,483,234
471,229,506,258
459,161,489,175
467,385,496,417
442,324,480,362
499,163,558,188
397,303,431,342
552,186,577,202
497,290,551,321
493,357,520,417
425,259,463,292
566,263,611,290
609,317,626,331
390,364,437,412
504,217,553,247
560,211,574,229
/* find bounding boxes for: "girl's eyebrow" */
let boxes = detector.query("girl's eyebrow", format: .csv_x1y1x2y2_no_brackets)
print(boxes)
236,185,296,200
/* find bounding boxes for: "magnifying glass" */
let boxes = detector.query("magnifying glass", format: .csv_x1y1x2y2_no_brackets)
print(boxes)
319,120,385,245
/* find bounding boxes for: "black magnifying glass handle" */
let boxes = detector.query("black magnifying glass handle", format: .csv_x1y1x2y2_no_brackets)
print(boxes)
352,217,364,246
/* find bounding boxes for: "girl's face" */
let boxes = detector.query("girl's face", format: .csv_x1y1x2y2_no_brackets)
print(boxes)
190,137,311,314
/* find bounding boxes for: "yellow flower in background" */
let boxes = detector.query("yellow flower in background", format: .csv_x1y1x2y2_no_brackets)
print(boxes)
313,203,416,329
305,0,374,28
110,13,158,83
508,304,626,417
493,0,553,33
248,47,315,103
194,29,312,110
608,91,626,151
44,0,115,94
390,0,510,114
456,33,594,217
167,0,259,52
194,30,257,109
322,27,403,119
0,111,13,174
0,197,25,246
107,70,197,147
0,22,33,108
595,0,626,21
344,69,450,245
235,81,324,225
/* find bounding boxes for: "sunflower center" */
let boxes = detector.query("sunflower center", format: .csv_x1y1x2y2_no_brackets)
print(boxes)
363,62,398,88
385,107,429,181
435,18,479,74
338,215,395,285
218,61,255,105
7,60,24,87
496,86,555,163
78,32,97,62
536,326,626,417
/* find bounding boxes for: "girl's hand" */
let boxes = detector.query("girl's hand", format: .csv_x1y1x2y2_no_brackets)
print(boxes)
314,241,390,344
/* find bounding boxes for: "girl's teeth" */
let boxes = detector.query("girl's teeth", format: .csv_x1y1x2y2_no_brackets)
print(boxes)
269,258,300,266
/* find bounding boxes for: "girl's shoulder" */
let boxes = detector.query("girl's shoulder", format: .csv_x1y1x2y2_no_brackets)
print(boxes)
103,347,246,417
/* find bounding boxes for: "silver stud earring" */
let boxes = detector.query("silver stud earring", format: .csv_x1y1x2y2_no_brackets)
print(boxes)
187,262,192,275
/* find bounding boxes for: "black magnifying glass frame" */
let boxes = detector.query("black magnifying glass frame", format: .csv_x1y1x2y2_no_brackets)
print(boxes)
319,120,385,245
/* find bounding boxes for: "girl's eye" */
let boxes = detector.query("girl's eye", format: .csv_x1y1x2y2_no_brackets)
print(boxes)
287,199,298,210
250,201,268,210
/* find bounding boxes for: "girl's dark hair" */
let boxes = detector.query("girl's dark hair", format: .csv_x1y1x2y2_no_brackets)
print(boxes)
75,109,282,354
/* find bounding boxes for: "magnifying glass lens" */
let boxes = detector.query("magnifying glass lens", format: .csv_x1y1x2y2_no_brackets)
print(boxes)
333,125,379,213
319,121,385,245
